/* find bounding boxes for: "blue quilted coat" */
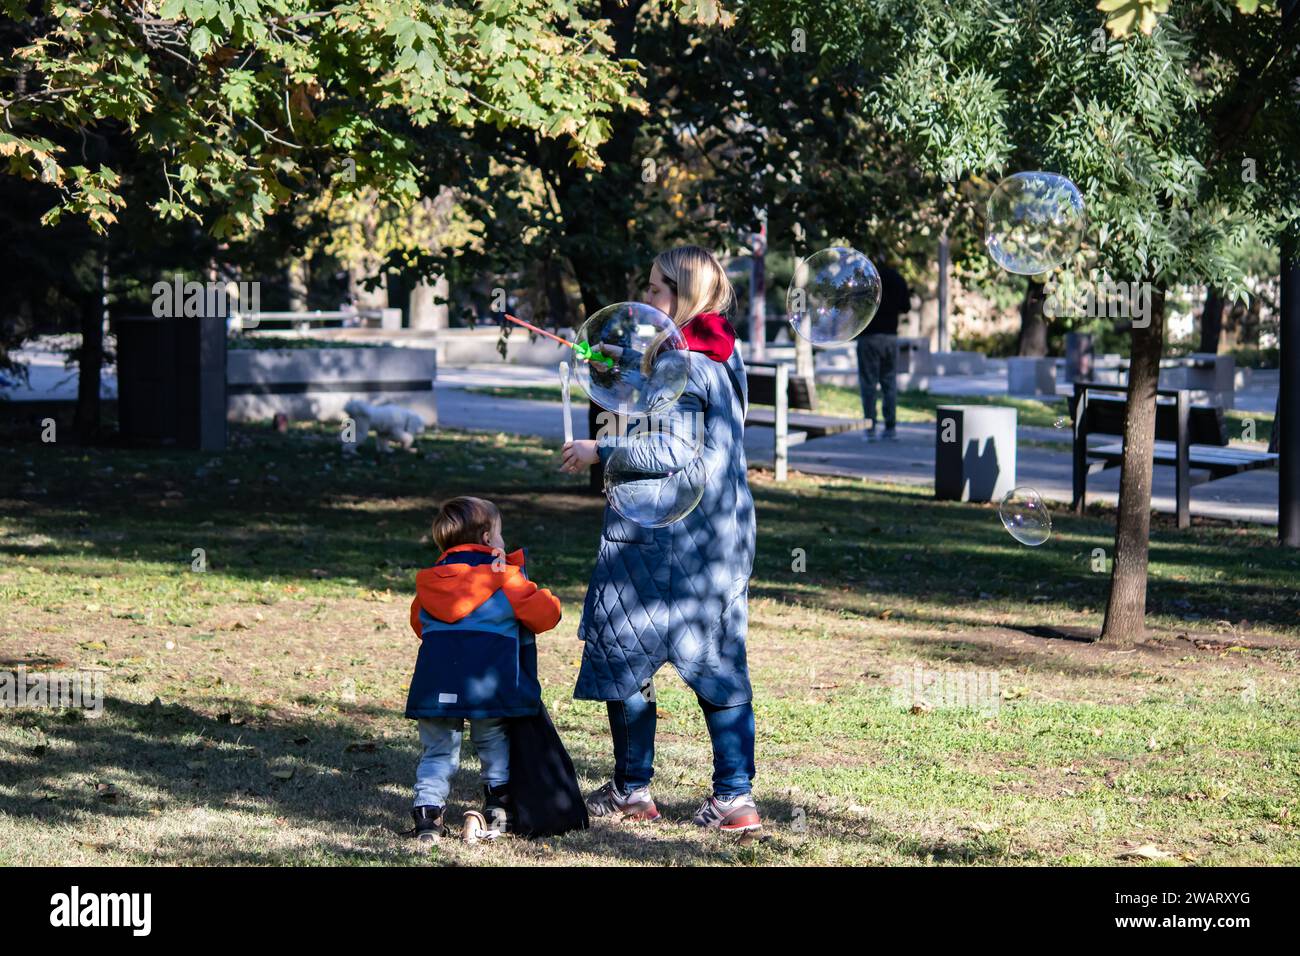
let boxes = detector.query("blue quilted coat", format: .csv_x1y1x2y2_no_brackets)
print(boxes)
575,338,756,706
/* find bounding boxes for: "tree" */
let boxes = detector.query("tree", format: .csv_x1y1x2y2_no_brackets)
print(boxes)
0,0,649,413
742,0,1300,643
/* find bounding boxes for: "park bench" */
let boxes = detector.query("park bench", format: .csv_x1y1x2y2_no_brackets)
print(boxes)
1070,381,1276,529
744,360,870,481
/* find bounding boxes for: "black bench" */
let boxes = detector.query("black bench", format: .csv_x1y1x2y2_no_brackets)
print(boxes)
744,360,870,481
1071,381,1277,528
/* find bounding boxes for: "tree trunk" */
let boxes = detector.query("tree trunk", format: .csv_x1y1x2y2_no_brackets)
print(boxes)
1100,287,1167,645
749,222,766,361
288,259,309,312
936,229,950,353
74,257,106,444
1280,234,1298,546
543,256,569,330
1017,279,1048,357
1198,287,1223,354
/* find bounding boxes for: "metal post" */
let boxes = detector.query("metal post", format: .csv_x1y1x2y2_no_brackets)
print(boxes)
1072,383,1088,514
775,362,789,482
1176,388,1190,529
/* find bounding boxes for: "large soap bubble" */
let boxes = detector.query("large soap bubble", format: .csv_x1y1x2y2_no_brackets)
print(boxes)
574,302,690,415
603,431,708,528
998,486,1052,546
985,171,1085,275
786,246,881,345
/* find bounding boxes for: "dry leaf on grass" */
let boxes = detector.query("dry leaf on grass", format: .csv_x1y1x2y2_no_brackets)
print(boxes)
1117,842,1174,860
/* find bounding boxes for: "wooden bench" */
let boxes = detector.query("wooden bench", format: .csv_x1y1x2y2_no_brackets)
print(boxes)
1071,381,1276,528
744,360,870,481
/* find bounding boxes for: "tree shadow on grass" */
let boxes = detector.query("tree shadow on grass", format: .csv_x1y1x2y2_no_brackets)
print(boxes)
0,695,720,866
0,690,1038,866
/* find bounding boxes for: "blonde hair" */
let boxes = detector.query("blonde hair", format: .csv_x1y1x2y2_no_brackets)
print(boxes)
652,245,735,327
432,496,500,552
642,245,735,375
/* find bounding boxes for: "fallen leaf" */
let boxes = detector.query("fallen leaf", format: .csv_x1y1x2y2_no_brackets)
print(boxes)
1117,843,1174,860
95,783,120,803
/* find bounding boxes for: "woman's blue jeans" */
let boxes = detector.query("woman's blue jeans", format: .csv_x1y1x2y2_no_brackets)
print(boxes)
607,679,755,799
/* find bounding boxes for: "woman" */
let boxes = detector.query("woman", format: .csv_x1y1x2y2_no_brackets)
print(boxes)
560,245,760,832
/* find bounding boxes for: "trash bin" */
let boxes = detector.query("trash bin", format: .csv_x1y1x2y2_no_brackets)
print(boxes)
115,314,226,451
935,405,1017,502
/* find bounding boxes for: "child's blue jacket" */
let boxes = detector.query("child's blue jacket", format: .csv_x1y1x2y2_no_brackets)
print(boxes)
405,544,562,719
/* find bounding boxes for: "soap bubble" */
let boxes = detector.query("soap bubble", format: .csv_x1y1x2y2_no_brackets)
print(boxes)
603,431,707,528
786,246,881,345
574,302,690,415
998,486,1052,546
985,172,1085,275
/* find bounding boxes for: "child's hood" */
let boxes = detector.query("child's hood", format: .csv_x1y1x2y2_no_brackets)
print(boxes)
414,543,529,624
413,543,562,637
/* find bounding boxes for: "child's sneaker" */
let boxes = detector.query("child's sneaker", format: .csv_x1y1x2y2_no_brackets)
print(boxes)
585,781,661,822
411,805,445,842
693,793,762,832
483,783,512,834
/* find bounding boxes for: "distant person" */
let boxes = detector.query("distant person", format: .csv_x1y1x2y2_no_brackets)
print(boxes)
855,261,911,441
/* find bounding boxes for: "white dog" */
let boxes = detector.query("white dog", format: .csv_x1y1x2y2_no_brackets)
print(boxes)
342,399,426,454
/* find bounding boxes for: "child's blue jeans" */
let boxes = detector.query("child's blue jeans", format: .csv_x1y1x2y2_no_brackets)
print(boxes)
413,716,509,808
607,680,755,799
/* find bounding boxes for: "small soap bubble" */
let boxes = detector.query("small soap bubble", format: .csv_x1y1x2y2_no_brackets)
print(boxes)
787,246,881,345
574,302,690,415
985,172,1085,275
1054,417,1068,429
998,486,1052,546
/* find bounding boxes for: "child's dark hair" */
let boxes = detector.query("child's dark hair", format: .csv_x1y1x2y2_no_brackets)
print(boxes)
432,496,500,551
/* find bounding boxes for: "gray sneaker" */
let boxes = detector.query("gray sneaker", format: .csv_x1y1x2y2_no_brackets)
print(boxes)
693,793,762,831
864,425,880,442
585,781,661,822
882,427,898,441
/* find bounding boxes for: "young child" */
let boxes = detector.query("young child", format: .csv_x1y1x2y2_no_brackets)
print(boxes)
406,496,562,840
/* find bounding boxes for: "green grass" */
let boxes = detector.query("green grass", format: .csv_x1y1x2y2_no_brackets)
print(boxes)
1,422,1296,866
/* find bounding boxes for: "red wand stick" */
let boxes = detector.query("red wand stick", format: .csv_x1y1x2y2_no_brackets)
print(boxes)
501,313,615,367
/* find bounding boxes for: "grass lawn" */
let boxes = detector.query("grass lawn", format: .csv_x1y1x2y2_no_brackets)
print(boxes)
1,420,1297,866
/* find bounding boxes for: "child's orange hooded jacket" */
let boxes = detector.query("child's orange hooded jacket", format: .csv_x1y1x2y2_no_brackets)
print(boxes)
405,544,561,719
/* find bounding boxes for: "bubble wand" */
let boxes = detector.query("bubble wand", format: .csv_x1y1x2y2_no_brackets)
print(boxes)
559,361,573,444
501,313,615,368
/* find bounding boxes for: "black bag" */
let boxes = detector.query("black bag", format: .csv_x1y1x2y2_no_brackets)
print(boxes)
506,703,589,838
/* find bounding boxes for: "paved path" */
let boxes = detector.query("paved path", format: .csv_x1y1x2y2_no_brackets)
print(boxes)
4,351,1279,525
434,364,1281,526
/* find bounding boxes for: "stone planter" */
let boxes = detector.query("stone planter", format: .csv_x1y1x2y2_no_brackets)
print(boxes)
227,346,437,425
1007,356,1057,397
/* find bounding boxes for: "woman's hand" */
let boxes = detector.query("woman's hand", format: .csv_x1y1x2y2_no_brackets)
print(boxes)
594,343,624,360
560,439,600,474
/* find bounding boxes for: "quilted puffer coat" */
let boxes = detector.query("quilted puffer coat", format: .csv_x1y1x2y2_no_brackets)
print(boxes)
575,326,756,706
